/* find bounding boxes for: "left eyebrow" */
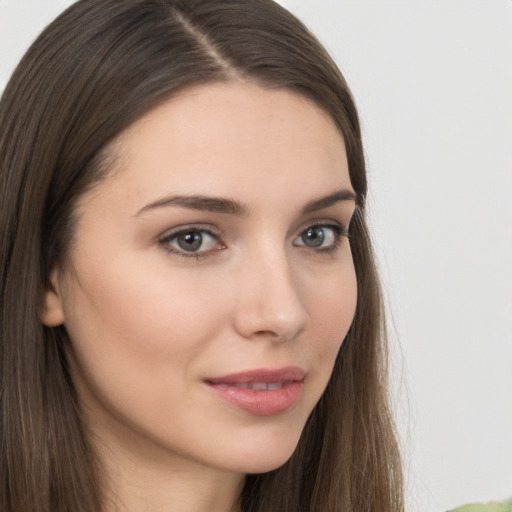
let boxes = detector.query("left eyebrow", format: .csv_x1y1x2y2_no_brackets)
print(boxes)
300,189,357,215
135,194,250,217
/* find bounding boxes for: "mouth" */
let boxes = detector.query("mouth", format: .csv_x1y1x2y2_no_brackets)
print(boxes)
214,381,289,390
204,366,306,416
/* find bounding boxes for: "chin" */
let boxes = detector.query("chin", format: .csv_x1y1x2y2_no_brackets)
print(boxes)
216,426,304,475
242,453,296,475
231,453,297,475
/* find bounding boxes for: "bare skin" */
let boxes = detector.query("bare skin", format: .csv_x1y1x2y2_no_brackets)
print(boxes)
42,81,357,512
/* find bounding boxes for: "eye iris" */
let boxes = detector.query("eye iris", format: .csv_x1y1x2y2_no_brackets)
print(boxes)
177,231,202,251
302,227,325,247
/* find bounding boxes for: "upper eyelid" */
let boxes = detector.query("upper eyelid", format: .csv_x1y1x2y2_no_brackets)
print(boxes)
157,225,224,259
157,223,223,241
155,215,352,262
294,218,348,237
293,223,347,246
157,219,349,241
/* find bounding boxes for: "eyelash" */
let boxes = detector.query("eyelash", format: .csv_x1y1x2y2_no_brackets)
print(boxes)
158,224,224,260
157,221,349,260
296,222,349,256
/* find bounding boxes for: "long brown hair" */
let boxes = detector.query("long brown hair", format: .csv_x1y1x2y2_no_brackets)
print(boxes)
0,0,403,510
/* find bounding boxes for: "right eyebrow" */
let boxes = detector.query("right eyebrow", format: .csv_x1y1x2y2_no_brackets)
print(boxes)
300,189,357,215
135,194,251,217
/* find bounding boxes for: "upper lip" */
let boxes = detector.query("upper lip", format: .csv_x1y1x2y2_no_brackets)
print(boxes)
205,366,306,385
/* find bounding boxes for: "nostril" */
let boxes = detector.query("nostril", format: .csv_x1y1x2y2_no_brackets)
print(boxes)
254,329,279,338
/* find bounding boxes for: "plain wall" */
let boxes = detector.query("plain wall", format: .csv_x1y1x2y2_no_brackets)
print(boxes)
1,1,511,511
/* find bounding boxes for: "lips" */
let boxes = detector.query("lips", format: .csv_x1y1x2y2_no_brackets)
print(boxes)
215,381,286,390
204,366,305,416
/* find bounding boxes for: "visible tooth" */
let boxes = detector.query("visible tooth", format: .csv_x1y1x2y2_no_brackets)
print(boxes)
218,382,285,391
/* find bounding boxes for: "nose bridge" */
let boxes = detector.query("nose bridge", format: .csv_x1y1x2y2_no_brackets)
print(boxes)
233,242,308,342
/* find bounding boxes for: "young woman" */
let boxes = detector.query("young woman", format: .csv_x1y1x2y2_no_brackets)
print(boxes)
0,0,403,511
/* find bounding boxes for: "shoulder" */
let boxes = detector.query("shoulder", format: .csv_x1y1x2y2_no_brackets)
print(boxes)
447,498,512,512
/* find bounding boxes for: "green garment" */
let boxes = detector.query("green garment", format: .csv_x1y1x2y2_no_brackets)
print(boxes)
447,498,512,512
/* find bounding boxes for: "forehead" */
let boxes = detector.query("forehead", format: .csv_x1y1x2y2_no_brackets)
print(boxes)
89,81,352,211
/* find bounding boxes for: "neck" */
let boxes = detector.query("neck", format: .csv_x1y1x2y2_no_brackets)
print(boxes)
82,408,245,512
102,455,244,512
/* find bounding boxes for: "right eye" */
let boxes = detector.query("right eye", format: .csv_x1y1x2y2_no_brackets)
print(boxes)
159,227,225,258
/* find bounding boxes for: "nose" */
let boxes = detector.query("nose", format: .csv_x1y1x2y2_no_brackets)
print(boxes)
232,250,308,343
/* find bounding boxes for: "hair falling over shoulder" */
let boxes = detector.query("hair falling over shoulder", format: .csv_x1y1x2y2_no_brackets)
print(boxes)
0,0,403,510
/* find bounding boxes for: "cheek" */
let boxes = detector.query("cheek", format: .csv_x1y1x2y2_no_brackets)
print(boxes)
66,256,226,357
60,255,233,435
315,281,356,339
314,254,357,329
301,255,357,378
59,254,235,422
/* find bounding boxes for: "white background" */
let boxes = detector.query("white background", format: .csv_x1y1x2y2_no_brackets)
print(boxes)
1,1,511,511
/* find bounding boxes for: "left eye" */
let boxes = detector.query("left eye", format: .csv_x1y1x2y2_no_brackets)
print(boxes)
160,229,222,255
294,224,342,249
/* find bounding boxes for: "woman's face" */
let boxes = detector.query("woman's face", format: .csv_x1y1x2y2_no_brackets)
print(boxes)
42,82,357,476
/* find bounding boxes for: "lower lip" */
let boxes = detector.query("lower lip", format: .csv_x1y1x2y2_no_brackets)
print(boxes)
205,381,304,416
